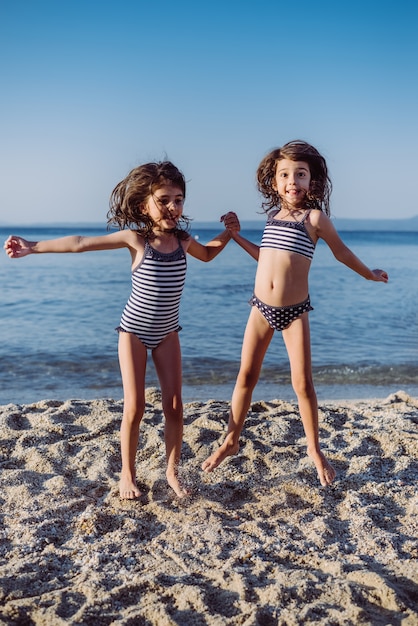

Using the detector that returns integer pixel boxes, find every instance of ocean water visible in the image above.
[1,224,417,405]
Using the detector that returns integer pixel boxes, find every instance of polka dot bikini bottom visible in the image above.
[249,294,313,331]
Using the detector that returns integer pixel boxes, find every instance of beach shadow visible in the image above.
[179,440,196,462]
[240,431,274,456]
[345,438,397,483]
[397,458,418,484]
[156,572,242,622]
[253,606,281,625]
[344,563,418,624]
[195,427,224,447]
[4,411,32,431]
[122,617,157,626]
[142,411,164,427]
[0,504,13,570]
[197,468,258,510]
[55,591,87,620]
[1,469,59,497]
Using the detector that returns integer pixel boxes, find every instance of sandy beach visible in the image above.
[0,388,417,625]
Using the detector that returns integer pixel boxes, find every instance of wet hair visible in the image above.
[256,140,332,216]
[107,161,190,238]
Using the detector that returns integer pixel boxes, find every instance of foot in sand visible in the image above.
[201,435,240,473]
[119,475,141,500]
[166,472,189,499]
[308,450,336,486]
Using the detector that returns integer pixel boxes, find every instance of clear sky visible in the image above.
[1,0,417,224]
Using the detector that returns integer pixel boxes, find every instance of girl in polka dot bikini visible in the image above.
[202,140,388,487]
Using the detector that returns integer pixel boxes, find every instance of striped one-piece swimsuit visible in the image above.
[117,240,187,349]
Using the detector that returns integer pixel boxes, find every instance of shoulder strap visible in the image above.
[299,210,311,224]
[267,209,280,222]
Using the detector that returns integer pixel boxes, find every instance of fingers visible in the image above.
[3,236,26,258]
[220,211,240,231]
[372,269,389,283]
[3,236,15,257]
[220,211,237,222]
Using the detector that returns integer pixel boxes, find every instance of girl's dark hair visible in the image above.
[107,161,190,238]
[256,140,332,215]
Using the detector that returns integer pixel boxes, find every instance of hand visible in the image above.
[220,211,240,233]
[371,269,389,283]
[3,235,33,258]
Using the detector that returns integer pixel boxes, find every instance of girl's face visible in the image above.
[144,182,185,231]
[274,159,311,208]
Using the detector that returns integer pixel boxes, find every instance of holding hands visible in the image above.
[220,211,240,234]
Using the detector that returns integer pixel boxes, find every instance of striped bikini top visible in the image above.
[260,209,316,260]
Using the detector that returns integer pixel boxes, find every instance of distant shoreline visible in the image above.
[1,216,418,232]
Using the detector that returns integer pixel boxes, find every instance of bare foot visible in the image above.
[201,436,240,473]
[119,475,141,500]
[308,450,336,486]
[166,472,189,499]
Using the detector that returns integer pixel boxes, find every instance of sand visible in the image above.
[0,388,417,625]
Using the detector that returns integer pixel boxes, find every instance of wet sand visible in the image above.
[1,388,417,625]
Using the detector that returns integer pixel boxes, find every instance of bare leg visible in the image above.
[202,308,274,472]
[282,314,336,486]
[153,332,188,498]
[118,332,147,499]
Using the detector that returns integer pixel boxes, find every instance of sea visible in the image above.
[1,223,417,405]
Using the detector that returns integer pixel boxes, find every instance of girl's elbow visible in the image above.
[194,251,213,263]
[334,250,351,265]
[74,236,91,252]
[205,251,219,262]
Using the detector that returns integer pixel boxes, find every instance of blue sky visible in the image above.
[1,0,417,224]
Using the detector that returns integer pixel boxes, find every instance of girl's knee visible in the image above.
[162,395,183,422]
[122,399,145,425]
[237,368,259,391]
[292,377,316,399]
[163,405,183,424]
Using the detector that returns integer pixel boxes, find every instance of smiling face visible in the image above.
[144,182,185,231]
[274,159,311,208]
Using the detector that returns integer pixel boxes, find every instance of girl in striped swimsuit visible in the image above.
[202,141,388,487]
[4,161,238,500]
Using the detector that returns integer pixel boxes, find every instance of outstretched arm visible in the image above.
[314,214,388,282]
[4,230,140,259]
[4,235,96,257]
[333,246,388,282]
